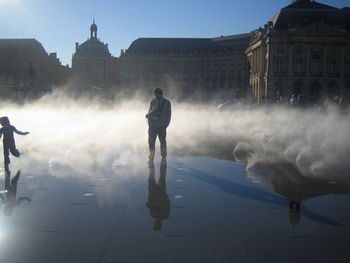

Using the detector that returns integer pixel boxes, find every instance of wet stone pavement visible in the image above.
[1,156,350,263]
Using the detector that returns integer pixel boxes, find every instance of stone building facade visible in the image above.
[119,34,251,101]
[71,21,118,96]
[0,39,69,100]
[246,0,350,105]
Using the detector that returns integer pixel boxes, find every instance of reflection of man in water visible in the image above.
[248,162,350,228]
[0,170,31,216]
[289,201,301,227]
[146,160,170,231]
[145,88,171,161]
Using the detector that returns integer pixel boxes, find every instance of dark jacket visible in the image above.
[147,98,171,128]
[0,125,27,144]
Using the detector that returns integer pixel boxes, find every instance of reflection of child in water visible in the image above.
[0,116,29,168]
[0,170,31,216]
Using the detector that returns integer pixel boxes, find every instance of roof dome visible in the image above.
[74,38,111,58]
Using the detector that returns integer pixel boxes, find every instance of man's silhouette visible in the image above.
[145,88,171,161]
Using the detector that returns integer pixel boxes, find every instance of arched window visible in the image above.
[310,54,321,75]
[275,81,284,102]
[327,82,340,98]
[309,82,322,104]
[344,47,350,75]
[210,71,215,81]
[327,46,339,75]
[345,82,350,103]
[274,57,286,73]
[277,43,285,54]
[228,71,234,80]
[293,57,305,75]
[345,58,350,75]
[294,43,304,55]
[328,46,337,56]
[311,44,321,53]
[293,81,303,102]
[205,71,210,81]
[327,58,338,74]
[220,70,225,81]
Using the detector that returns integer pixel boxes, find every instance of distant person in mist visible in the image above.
[0,170,31,216]
[0,117,29,170]
[146,160,170,231]
[145,88,171,160]
[289,94,299,107]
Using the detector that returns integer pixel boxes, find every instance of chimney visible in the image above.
[49,52,57,59]
[75,42,79,52]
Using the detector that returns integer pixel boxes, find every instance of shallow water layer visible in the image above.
[1,155,350,263]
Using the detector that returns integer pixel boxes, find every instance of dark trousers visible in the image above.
[148,126,167,158]
[3,141,20,165]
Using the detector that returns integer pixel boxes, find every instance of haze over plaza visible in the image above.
[1,0,348,66]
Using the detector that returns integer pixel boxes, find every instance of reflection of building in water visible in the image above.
[0,39,69,101]
[146,161,170,231]
[246,0,350,105]
[119,34,251,101]
[71,21,119,96]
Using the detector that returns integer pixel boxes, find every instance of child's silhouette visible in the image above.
[0,116,29,170]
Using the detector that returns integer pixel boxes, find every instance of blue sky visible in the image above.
[0,0,348,66]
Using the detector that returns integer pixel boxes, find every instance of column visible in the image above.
[340,45,345,77]
[288,43,293,76]
[323,45,327,77]
[306,43,310,77]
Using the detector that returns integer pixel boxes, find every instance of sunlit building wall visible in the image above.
[246,0,350,105]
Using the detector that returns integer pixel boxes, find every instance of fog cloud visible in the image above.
[1,91,349,179]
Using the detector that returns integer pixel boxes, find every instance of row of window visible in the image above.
[121,60,244,70]
[122,70,244,81]
[122,76,243,83]
[273,81,347,103]
[273,56,350,75]
[275,43,349,56]
[127,46,246,56]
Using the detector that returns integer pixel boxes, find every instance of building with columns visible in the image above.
[246,0,350,105]
[71,21,118,96]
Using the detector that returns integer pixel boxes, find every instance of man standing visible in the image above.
[146,88,171,161]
